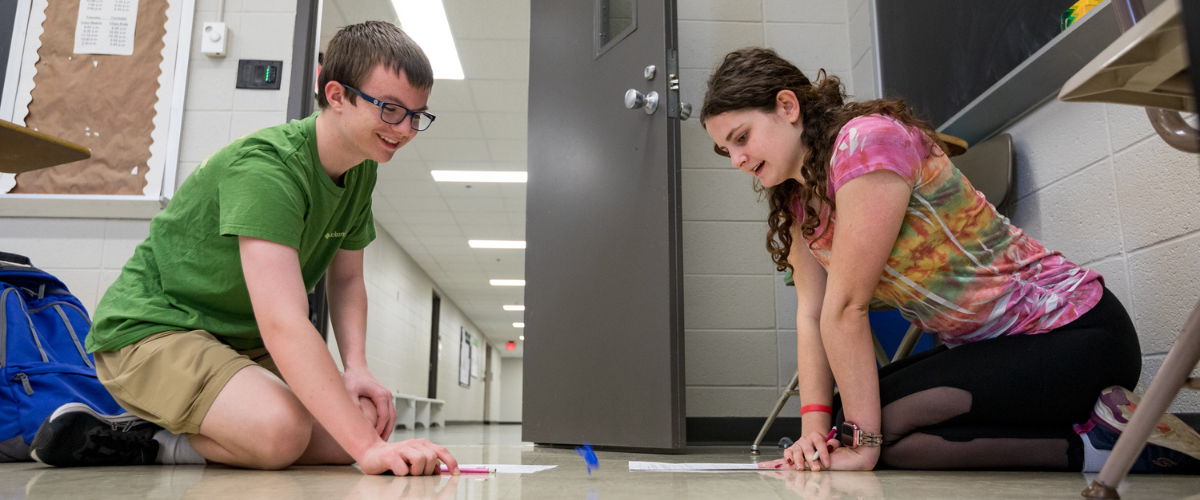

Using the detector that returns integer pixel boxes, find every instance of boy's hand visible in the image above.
[344,368,397,440]
[358,439,460,476]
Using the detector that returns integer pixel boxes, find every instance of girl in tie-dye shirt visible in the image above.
[812,113,1103,346]
[700,48,1200,475]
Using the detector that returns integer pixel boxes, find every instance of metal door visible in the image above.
[523,0,688,450]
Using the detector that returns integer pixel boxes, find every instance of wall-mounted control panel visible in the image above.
[236,60,283,90]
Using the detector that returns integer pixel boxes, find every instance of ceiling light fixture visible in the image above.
[503,305,525,311]
[469,240,526,249]
[490,279,525,286]
[391,0,465,79]
[431,171,527,183]
[514,322,525,328]
[519,335,525,340]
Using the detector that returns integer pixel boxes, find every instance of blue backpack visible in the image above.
[0,251,124,461]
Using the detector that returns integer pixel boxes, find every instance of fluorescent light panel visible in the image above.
[513,322,525,328]
[490,279,525,286]
[391,0,464,80]
[469,240,526,249]
[503,305,525,311]
[431,171,527,183]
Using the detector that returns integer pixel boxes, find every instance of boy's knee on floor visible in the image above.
[249,406,313,468]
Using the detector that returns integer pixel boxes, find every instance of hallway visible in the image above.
[3,424,1199,499]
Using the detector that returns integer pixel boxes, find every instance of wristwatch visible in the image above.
[839,421,882,448]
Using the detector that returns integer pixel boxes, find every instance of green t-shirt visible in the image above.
[87,114,377,352]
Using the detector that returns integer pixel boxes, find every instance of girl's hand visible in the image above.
[756,457,789,469]
[827,443,880,471]
[783,431,840,471]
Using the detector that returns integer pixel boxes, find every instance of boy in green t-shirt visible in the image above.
[29,21,460,476]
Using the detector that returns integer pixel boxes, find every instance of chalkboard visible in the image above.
[877,0,1076,127]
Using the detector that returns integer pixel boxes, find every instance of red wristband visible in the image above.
[800,404,833,415]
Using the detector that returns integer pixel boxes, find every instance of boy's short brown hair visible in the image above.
[317,21,434,109]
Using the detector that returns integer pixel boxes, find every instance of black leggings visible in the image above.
[833,287,1142,471]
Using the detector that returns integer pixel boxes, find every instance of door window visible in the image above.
[595,0,635,58]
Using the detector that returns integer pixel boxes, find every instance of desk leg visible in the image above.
[1084,297,1200,499]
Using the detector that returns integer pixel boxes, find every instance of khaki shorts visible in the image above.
[94,330,280,435]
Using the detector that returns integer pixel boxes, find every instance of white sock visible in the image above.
[153,430,207,465]
[1081,431,1111,473]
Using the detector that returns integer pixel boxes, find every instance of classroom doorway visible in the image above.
[483,343,493,423]
[428,292,441,399]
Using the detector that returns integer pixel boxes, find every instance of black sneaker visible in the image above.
[30,403,161,467]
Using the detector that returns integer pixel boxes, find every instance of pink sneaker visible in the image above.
[1091,386,1200,461]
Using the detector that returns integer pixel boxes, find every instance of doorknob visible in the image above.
[679,102,692,120]
[624,89,659,115]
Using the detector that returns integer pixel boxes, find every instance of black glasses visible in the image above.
[341,84,436,131]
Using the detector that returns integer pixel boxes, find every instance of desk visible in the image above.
[0,119,91,174]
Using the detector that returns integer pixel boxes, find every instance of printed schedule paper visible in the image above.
[629,461,763,472]
[74,0,139,55]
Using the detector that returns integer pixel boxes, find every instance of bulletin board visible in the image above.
[0,0,192,201]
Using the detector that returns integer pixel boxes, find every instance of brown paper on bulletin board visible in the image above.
[11,0,167,195]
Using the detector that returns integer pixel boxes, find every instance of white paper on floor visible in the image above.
[628,461,763,472]
[459,464,557,474]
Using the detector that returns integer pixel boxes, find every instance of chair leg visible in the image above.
[1083,297,1200,499]
[752,371,799,455]
[871,330,890,367]
[892,324,923,362]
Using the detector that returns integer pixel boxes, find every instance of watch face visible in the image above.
[839,422,855,447]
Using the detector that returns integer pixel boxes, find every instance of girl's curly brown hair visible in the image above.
[699,48,943,273]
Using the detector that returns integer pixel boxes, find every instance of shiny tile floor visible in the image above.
[3,424,1199,499]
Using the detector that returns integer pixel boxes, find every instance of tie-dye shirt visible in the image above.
[801,114,1103,346]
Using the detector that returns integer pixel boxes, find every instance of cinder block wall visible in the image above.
[1004,100,1200,412]
[174,0,298,190]
[678,0,860,419]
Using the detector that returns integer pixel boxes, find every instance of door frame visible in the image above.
[428,292,441,399]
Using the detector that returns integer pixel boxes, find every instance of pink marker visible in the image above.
[441,466,492,474]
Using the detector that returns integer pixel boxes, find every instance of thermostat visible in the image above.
[201,22,227,57]
[236,60,283,90]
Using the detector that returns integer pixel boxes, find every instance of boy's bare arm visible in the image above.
[239,236,457,474]
[328,248,398,438]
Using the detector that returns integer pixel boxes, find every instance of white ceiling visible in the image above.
[320,0,530,356]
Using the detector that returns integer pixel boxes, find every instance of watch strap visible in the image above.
[858,430,883,447]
